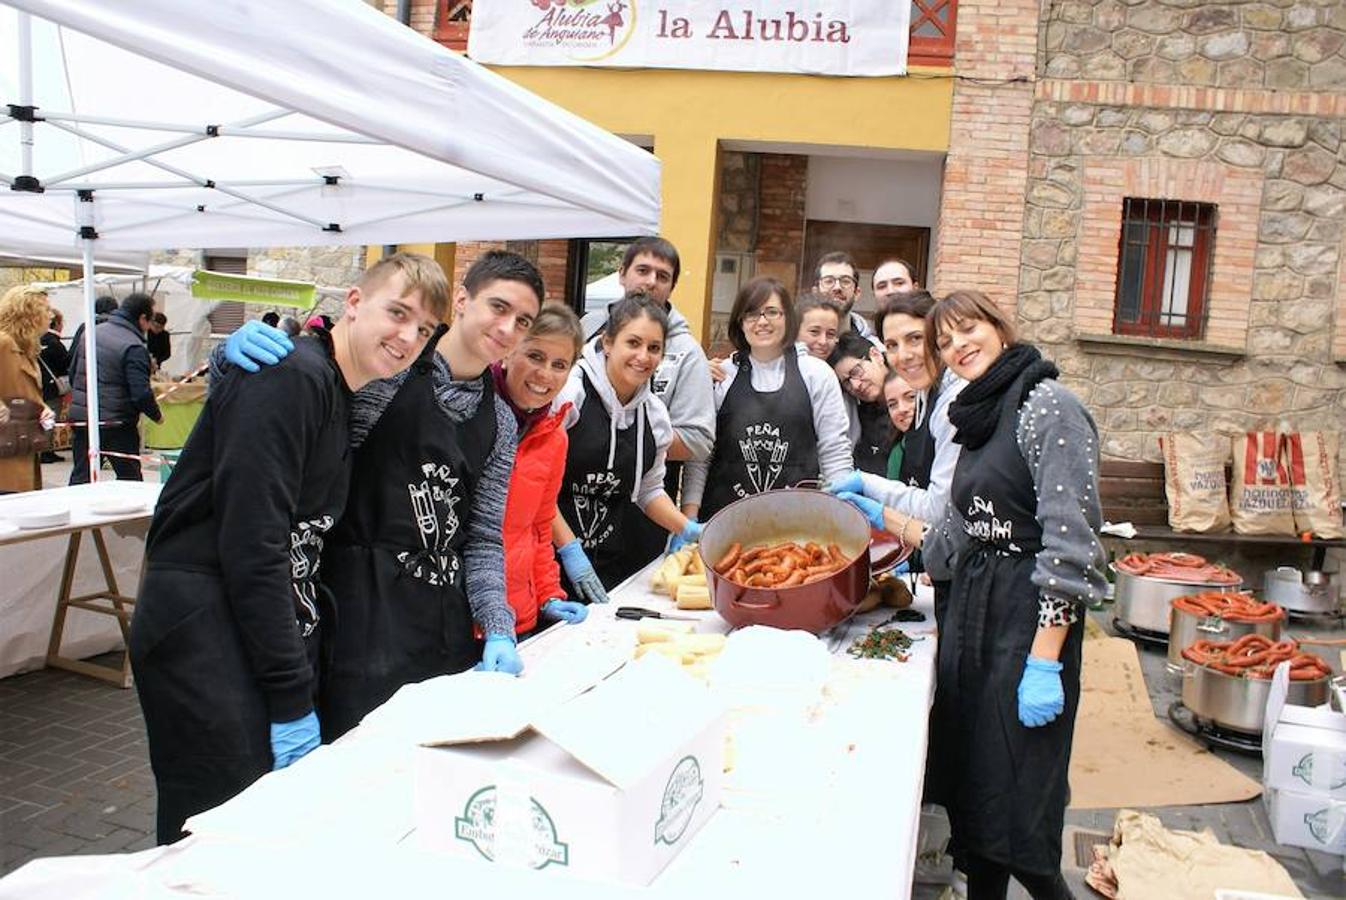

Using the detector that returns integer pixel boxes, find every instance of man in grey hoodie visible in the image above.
[580,237,715,558]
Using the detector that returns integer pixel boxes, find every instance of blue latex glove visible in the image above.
[477,634,524,675]
[270,710,320,771]
[837,491,886,531]
[890,559,911,576]
[541,598,588,624]
[1017,656,1065,727]
[668,519,703,554]
[557,539,609,605]
[825,470,864,496]
[225,319,293,373]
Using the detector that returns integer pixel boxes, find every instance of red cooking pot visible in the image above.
[697,488,910,634]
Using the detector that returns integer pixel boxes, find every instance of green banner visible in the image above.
[190,270,319,310]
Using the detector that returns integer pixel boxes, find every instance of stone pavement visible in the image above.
[0,652,157,875]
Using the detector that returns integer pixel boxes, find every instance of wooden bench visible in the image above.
[1098,460,1346,569]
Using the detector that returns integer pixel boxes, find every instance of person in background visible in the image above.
[827,331,895,475]
[872,257,920,306]
[0,285,56,493]
[147,312,171,370]
[578,236,714,569]
[278,315,302,338]
[224,251,539,740]
[130,253,445,846]
[680,278,851,521]
[495,304,592,635]
[795,292,844,362]
[67,293,163,483]
[814,250,873,337]
[884,368,919,481]
[555,293,700,591]
[844,290,1104,899]
[261,311,281,328]
[38,309,71,463]
[67,295,117,354]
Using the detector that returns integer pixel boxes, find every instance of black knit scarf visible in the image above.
[949,343,1058,451]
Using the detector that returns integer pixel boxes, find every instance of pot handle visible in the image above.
[733,593,782,610]
[791,478,823,490]
[871,541,912,575]
[1196,616,1230,635]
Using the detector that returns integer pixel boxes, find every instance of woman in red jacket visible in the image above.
[491,304,589,636]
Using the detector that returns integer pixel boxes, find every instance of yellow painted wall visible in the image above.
[490,67,953,342]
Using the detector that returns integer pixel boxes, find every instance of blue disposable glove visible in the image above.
[270,710,320,771]
[825,470,864,496]
[668,519,703,553]
[891,559,911,576]
[837,491,886,531]
[225,319,293,373]
[1017,655,1065,728]
[557,539,609,605]
[541,598,588,624]
[477,634,524,675]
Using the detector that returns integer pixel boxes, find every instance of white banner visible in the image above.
[467,1,910,77]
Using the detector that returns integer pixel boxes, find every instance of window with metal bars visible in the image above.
[1113,198,1216,340]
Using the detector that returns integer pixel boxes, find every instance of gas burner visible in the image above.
[1112,617,1169,649]
[1167,701,1264,755]
[1285,608,1344,625]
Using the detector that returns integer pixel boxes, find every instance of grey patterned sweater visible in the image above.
[211,346,517,638]
[934,378,1108,626]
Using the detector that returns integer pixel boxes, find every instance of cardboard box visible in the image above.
[413,655,723,885]
[1264,786,1346,855]
[1261,665,1346,801]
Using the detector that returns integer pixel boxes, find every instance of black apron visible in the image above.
[624,343,686,565]
[558,370,656,590]
[853,396,894,476]
[701,352,819,520]
[318,328,497,741]
[898,376,941,489]
[932,370,1084,876]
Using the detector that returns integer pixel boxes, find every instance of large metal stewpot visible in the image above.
[698,488,908,635]
[1113,567,1241,635]
[1166,600,1283,670]
[1181,663,1330,735]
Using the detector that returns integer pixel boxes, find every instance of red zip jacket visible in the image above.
[504,403,570,633]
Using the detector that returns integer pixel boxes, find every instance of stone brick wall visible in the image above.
[1021,2,1346,473]
[451,240,567,304]
[1043,0,1346,90]
[717,151,759,255]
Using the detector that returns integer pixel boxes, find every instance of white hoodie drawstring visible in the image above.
[632,403,645,503]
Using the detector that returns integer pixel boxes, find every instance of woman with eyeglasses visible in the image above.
[680,277,851,522]
[826,330,897,476]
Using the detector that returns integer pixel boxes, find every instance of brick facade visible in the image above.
[753,153,808,294]
[932,0,1039,309]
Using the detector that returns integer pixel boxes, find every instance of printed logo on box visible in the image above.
[655,755,704,845]
[455,785,570,869]
[1292,752,1346,791]
[1303,806,1346,846]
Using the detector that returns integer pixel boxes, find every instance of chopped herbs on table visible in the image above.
[847,626,920,661]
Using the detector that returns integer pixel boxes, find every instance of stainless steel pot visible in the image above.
[1166,601,1283,669]
[1265,566,1342,615]
[1113,567,1241,635]
[1182,663,1330,735]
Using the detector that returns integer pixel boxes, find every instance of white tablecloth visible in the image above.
[0,558,938,899]
[0,482,160,678]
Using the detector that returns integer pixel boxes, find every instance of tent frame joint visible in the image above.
[11,174,43,193]
[323,223,342,233]
[6,103,40,122]
[205,124,220,137]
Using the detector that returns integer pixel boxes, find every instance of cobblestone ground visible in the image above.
[1,614,1343,896]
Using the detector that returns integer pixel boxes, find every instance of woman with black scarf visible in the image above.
[835,290,1106,899]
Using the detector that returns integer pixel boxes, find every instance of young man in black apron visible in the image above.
[220,251,543,742]
[131,253,448,844]
[577,237,715,574]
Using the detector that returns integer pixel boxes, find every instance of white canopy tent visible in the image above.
[0,0,660,475]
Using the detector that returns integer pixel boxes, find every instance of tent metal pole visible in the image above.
[17,12,33,177]
[80,238,103,483]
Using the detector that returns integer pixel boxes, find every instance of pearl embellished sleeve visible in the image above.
[1015,379,1108,627]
